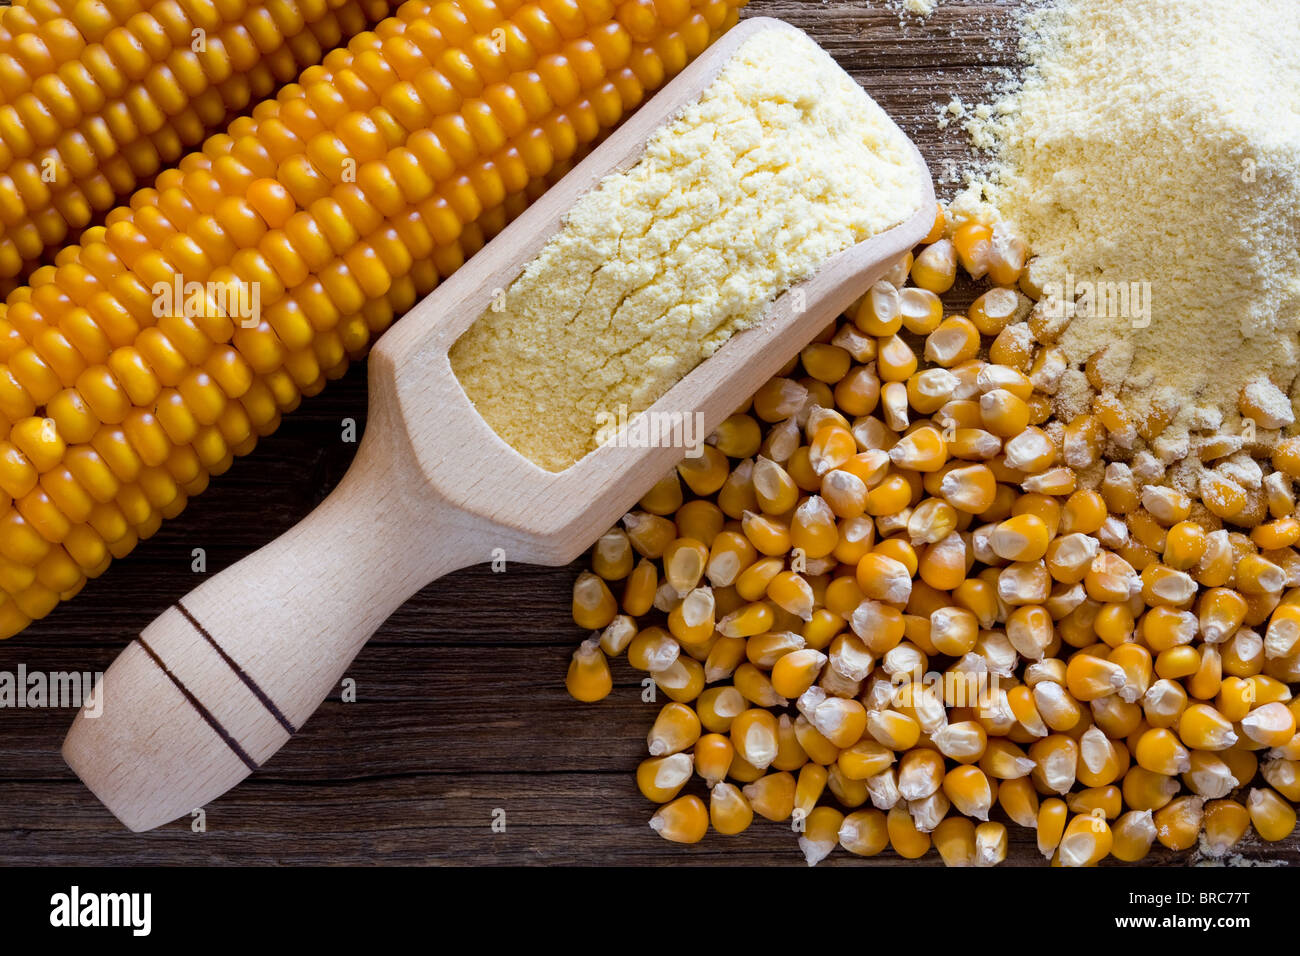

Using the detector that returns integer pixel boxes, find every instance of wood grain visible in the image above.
[1,0,1295,865]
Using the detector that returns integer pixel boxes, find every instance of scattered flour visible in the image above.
[879,0,941,20]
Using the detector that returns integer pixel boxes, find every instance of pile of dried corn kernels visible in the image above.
[565,205,1300,866]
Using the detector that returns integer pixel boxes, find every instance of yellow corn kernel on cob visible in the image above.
[0,0,747,637]
[0,0,405,285]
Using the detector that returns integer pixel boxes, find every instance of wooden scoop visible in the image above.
[62,15,935,832]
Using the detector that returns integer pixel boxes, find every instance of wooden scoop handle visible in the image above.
[62,420,472,832]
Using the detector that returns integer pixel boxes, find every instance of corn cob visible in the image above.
[0,0,399,287]
[0,0,747,637]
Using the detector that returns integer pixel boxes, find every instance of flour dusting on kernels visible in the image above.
[953,0,1300,450]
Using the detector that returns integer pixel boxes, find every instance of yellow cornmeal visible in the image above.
[451,28,926,471]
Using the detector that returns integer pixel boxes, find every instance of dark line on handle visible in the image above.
[135,637,258,772]
[175,600,298,735]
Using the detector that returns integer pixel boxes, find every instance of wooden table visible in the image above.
[1,0,1294,866]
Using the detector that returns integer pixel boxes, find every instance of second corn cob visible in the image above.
[0,0,403,286]
[0,0,748,637]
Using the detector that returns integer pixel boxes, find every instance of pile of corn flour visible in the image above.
[952,0,1300,483]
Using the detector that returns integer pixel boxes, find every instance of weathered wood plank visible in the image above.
[0,0,1295,866]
